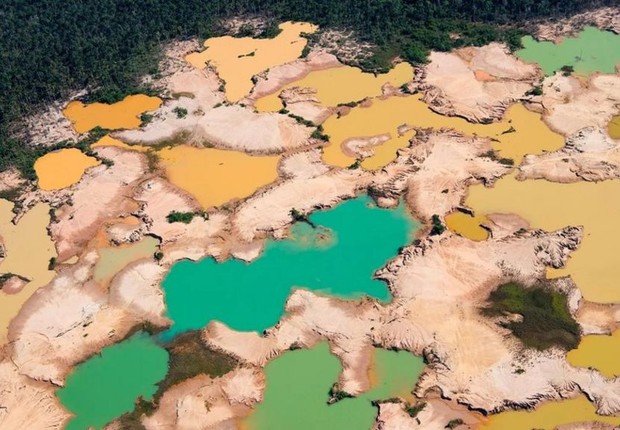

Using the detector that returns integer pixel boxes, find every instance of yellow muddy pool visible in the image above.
[34,148,99,190]
[94,236,159,285]
[321,97,562,170]
[254,62,413,112]
[63,94,162,133]
[91,135,149,152]
[186,22,317,102]
[567,330,620,378]
[480,395,620,429]
[444,211,489,241]
[609,115,620,139]
[0,200,56,342]
[466,175,620,303]
[158,145,280,208]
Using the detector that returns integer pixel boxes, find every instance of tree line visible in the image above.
[0,0,615,179]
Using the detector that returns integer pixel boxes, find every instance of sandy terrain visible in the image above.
[4,15,620,428]
[7,254,169,385]
[248,51,341,101]
[0,275,28,295]
[120,102,312,154]
[206,228,620,416]
[374,394,484,430]
[420,44,539,123]
[133,177,233,263]
[44,146,147,261]
[519,127,620,182]
[142,367,264,430]
[398,130,511,221]
[231,163,371,242]
[12,99,82,147]
[0,169,26,193]
[0,360,69,429]
[541,74,620,137]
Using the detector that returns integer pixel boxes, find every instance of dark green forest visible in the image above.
[1,0,617,179]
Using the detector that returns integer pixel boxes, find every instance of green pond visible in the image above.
[162,196,417,337]
[57,332,169,430]
[245,342,425,430]
[516,26,620,75]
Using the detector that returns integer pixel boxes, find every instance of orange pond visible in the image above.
[186,22,317,102]
[63,94,161,133]
[157,145,280,208]
[34,148,99,190]
[0,201,55,343]
[321,97,563,170]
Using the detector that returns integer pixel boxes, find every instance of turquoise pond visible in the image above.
[57,333,169,430]
[161,196,418,337]
[516,26,620,75]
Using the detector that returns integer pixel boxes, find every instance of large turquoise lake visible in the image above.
[162,196,417,337]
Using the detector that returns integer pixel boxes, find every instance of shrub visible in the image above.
[446,418,464,429]
[405,401,426,418]
[166,211,195,224]
[560,65,575,76]
[526,86,543,96]
[430,214,445,235]
[140,113,153,125]
[173,107,188,118]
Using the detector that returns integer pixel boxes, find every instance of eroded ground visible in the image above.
[2,10,620,430]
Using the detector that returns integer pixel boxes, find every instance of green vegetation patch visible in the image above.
[481,282,580,351]
[166,210,208,224]
[430,214,445,236]
[156,330,238,398]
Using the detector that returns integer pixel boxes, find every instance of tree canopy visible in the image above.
[0,0,614,178]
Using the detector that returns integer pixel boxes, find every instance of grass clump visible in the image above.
[481,282,580,351]
[173,106,188,118]
[446,418,464,429]
[526,86,543,96]
[166,211,195,224]
[140,113,153,125]
[166,210,208,224]
[430,214,445,236]
[405,401,426,418]
[560,65,575,76]
[311,125,329,141]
